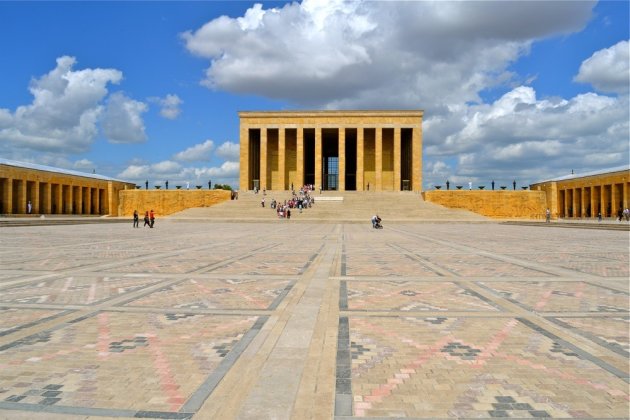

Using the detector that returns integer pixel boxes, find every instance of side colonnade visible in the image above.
[0,160,135,216]
[531,167,630,219]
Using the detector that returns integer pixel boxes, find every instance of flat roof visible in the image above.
[0,158,130,183]
[239,109,423,117]
[535,165,630,183]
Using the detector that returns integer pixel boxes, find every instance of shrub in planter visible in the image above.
[478,186,485,190]
[155,186,161,189]
[196,185,202,189]
[456,186,463,190]
[135,185,141,189]
[521,186,528,190]
[500,186,507,190]
[176,185,182,189]
[435,186,442,190]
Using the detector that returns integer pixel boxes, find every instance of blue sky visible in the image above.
[0,1,628,189]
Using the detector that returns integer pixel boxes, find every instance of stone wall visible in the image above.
[119,190,231,217]
[423,190,548,219]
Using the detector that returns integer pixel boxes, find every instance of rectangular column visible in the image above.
[563,190,569,218]
[600,184,606,217]
[339,128,346,191]
[85,187,92,214]
[624,181,629,210]
[239,125,249,191]
[18,180,26,214]
[590,187,596,219]
[580,187,586,217]
[2,178,13,215]
[375,127,383,191]
[394,127,401,191]
[611,183,617,216]
[32,181,40,213]
[296,127,304,188]
[412,125,422,192]
[356,128,364,191]
[260,128,268,191]
[315,127,322,191]
[278,128,286,190]
[94,188,101,215]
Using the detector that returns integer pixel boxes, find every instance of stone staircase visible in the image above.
[167,190,489,223]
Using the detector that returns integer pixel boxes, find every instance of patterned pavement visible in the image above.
[0,221,627,419]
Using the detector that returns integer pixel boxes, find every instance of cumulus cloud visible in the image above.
[117,159,239,187]
[574,40,629,94]
[182,0,593,109]
[149,94,183,119]
[215,141,240,161]
[423,86,629,186]
[173,139,214,162]
[0,56,122,153]
[101,92,148,143]
[73,158,95,170]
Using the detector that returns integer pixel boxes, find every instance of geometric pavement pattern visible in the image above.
[0,220,627,419]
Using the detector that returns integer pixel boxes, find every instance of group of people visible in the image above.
[260,187,316,219]
[133,209,155,228]
[618,208,630,222]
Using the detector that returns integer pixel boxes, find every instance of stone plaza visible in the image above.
[0,220,628,419]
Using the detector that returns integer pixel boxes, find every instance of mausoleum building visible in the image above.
[239,110,423,192]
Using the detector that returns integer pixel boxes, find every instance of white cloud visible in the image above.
[150,94,183,119]
[173,139,214,162]
[423,86,629,186]
[151,160,181,174]
[0,56,122,153]
[117,160,240,188]
[102,92,148,143]
[183,0,593,109]
[574,40,630,94]
[73,158,95,170]
[215,141,240,161]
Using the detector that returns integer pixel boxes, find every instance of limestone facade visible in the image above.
[119,190,231,217]
[239,110,423,192]
[0,159,135,216]
[530,166,630,219]
[423,190,548,219]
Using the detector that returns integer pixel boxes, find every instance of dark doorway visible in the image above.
[345,129,357,191]
[322,129,339,191]
[248,129,260,190]
[401,128,413,190]
[304,129,315,186]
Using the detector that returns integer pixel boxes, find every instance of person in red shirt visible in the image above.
[149,210,155,228]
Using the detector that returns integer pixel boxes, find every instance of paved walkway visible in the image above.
[0,221,627,419]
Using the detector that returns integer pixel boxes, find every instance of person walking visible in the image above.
[27,201,32,214]
[149,210,155,228]
[133,210,139,228]
[545,208,550,223]
[143,211,150,227]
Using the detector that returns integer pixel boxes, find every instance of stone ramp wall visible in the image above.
[119,190,231,217]
[423,190,547,219]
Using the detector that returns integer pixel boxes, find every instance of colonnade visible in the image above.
[239,111,423,192]
[558,181,629,218]
[0,160,135,216]
[0,177,108,215]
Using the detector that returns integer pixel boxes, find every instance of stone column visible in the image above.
[76,186,83,215]
[18,179,26,214]
[412,125,422,192]
[563,189,569,218]
[65,184,73,214]
[610,183,619,217]
[600,184,606,217]
[590,186,596,219]
[375,127,383,191]
[42,183,51,214]
[94,188,100,215]
[260,128,268,191]
[3,178,13,215]
[338,128,346,191]
[85,187,92,215]
[623,181,628,210]
[32,181,40,214]
[239,125,249,191]
[297,127,304,188]
[394,127,401,192]
[357,127,364,191]
[315,127,322,191]
[278,128,286,190]
[580,187,588,218]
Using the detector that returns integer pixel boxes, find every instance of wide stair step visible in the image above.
[168,191,489,222]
